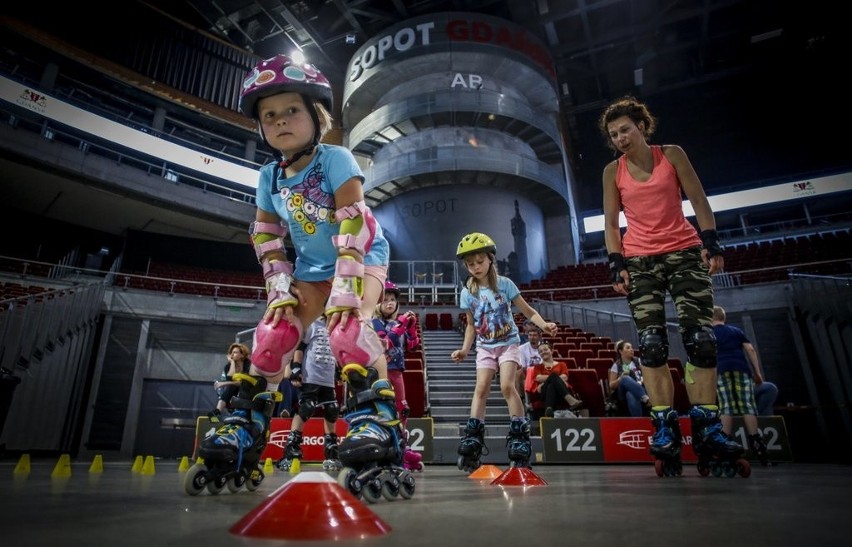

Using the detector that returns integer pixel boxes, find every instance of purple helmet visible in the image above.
[384,280,401,297]
[239,54,333,119]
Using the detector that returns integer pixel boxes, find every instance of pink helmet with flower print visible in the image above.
[239,54,333,119]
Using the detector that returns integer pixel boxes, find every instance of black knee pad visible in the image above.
[323,402,339,423]
[639,326,669,368]
[683,326,716,368]
[297,398,317,422]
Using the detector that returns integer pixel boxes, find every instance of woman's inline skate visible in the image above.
[689,405,751,478]
[650,407,683,477]
[457,417,488,472]
[185,373,281,495]
[336,364,415,503]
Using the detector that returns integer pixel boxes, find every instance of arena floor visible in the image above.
[3,458,849,547]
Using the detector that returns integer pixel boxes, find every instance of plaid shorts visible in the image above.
[716,370,757,416]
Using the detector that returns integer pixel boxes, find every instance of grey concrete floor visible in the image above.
[2,458,850,547]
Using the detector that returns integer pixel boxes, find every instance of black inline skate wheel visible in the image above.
[697,461,711,477]
[337,467,362,498]
[381,476,401,501]
[457,455,479,472]
[227,472,246,493]
[183,463,208,495]
[736,459,752,478]
[245,469,263,491]
[398,470,415,499]
[206,475,227,495]
[711,462,724,477]
[361,477,383,504]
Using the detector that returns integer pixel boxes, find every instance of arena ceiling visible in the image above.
[152,0,843,208]
[2,1,845,245]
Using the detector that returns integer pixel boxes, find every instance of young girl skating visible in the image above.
[451,232,557,471]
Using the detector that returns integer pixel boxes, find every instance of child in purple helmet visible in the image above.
[373,280,423,470]
[201,56,409,497]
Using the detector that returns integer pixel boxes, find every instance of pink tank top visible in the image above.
[616,145,701,257]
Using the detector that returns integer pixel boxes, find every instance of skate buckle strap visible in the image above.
[254,238,285,260]
[249,221,286,237]
[250,221,287,261]
[325,256,364,313]
[265,265,298,309]
[262,259,293,279]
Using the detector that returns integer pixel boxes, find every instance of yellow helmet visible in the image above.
[456,232,497,258]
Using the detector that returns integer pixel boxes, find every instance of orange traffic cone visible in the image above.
[229,472,391,540]
[468,464,503,480]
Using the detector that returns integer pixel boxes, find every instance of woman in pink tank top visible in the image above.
[597,96,745,477]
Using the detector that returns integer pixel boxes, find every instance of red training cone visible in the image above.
[229,471,392,540]
[490,466,548,486]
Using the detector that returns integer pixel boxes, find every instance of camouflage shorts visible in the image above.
[625,247,713,334]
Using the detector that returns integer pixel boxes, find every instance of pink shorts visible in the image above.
[475,344,523,371]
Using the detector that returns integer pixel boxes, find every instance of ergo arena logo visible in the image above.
[269,430,328,449]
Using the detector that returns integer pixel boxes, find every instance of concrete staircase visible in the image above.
[421,330,512,436]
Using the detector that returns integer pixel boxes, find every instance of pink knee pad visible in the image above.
[251,317,303,376]
[328,315,383,368]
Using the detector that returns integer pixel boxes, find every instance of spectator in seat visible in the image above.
[210,343,251,419]
[517,322,543,412]
[527,342,583,417]
[754,380,779,417]
[607,340,650,417]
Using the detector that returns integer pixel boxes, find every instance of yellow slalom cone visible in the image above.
[141,455,156,475]
[14,454,31,475]
[131,455,143,473]
[196,457,204,465]
[178,456,190,472]
[263,457,275,475]
[289,458,301,475]
[51,454,72,478]
[89,454,104,474]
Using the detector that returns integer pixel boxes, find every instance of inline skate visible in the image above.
[650,407,683,477]
[275,430,303,472]
[185,374,281,495]
[748,432,771,467]
[403,433,424,472]
[457,417,488,472]
[506,417,532,468]
[689,405,751,478]
[336,364,415,503]
[322,432,342,472]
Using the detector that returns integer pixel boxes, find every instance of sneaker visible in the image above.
[641,395,651,406]
[545,407,555,417]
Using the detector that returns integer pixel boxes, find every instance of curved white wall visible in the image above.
[373,185,546,282]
